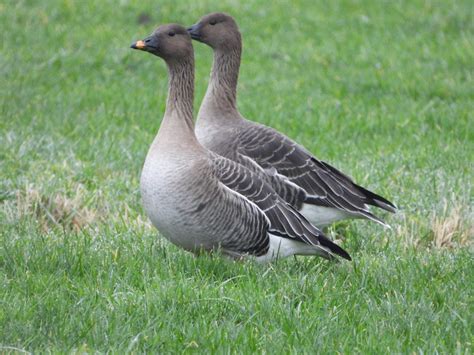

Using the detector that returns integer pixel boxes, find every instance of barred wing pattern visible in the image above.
[237,123,396,225]
[211,153,351,260]
[236,154,307,209]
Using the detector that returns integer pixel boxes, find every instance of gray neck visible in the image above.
[200,44,241,116]
[157,57,199,147]
[165,58,194,124]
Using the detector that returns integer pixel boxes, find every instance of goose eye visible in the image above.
[209,20,217,26]
[168,32,175,37]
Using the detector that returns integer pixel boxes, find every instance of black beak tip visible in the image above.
[189,33,201,41]
[130,43,137,49]
[187,24,201,41]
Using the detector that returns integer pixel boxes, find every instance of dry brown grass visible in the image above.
[10,185,99,231]
[431,205,473,249]
[2,184,154,233]
[388,202,473,251]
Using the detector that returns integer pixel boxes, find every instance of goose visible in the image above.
[187,13,397,228]
[130,24,351,262]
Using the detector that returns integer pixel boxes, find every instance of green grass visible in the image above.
[1,0,473,352]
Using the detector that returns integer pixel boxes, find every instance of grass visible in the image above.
[1,0,473,352]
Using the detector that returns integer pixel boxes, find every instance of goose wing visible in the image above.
[211,153,351,260]
[237,123,396,224]
[236,153,308,210]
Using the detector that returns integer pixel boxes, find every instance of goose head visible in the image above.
[131,24,193,62]
[187,12,241,50]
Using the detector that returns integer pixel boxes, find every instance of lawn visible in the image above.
[1,0,473,352]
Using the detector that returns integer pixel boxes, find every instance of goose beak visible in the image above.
[130,40,146,49]
[131,35,159,54]
[187,24,202,41]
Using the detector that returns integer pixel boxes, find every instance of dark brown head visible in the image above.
[131,24,193,62]
[187,13,241,50]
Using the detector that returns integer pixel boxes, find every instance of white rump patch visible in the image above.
[255,233,329,263]
[300,204,354,228]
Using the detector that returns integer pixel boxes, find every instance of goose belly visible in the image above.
[140,159,215,252]
[141,183,216,252]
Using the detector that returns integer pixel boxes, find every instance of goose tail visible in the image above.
[318,235,352,261]
[357,185,397,213]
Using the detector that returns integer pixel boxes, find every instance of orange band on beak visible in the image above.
[135,40,146,49]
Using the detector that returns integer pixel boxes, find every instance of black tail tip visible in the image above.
[358,186,397,213]
[319,236,352,261]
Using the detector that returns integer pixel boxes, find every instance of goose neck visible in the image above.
[155,57,200,149]
[165,58,195,121]
[202,44,241,115]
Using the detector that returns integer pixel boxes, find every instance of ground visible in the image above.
[1,0,473,353]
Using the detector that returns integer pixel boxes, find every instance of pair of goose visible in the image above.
[131,13,396,262]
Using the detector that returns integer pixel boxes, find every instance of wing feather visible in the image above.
[238,123,396,220]
[211,153,351,260]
